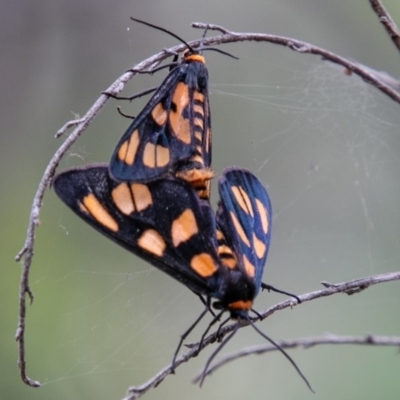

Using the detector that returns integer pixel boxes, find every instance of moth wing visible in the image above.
[216,167,272,293]
[54,164,221,295]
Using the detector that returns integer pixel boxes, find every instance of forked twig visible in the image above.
[191,22,400,104]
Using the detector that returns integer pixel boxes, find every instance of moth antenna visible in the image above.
[171,296,213,372]
[197,24,238,59]
[131,18,196,53]
[248,318,315,393]
[201,47,239,59]
[131,18,238,59]
[261,282,302,303]
[198,322,240,387]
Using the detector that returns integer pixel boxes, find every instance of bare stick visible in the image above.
[370,0,400,53]
[14,43,191,388]
[56,117,86,138]
[191,22,400,104]
[123,271,400,400]
[193,334,400,382]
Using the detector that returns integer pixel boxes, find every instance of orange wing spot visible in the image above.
[151,103,167,126]
[137,229,166,257]
[130,183,153,212]
[190,155,205,165]
[218,246,237,270]
[112,183,152,215]
[230,211,250,247]
[216,230,225,240]
[221,257,237,269]
[228,300,252,311]
[143,143,170,168]
[143,143,156,167]
[194,117,204,130]
[83,194,118,232]
[112,183,134,215]
[193,104,204,116]
[170,82,191,144]
[156,145,170,167]
[171,209,198,247]
[175,117,191,144]
[255,198,269,234]
[253,233,266,258]
[78,201,89,214]
[242,254,255,278]
[205,128,211,154]
[194,131,202,141]
[118,129,140,165]
[190,253,217,277]
[218,244,235,256]
[172,82,189,106]
[232,186,254,216]
[118,140,128,162]
[186,54,205,64]
[194,91,205,102]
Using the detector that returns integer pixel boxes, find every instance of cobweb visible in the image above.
[40,46,400,400]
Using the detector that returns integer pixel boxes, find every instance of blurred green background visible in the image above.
[2,1,400,399]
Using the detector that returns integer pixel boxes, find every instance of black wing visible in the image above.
[216,167,272,295]
[54,164,221,295]
[109,55,212,200]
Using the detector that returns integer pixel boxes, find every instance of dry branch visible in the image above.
[193,334,400,383]
[123,272,400,399]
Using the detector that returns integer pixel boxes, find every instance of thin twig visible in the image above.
[192,22,400,104]
[123,271,400,400]
[370,0,400,53]
[193,334,400,382]
[56,117,85,138]
[15,21,400,387]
